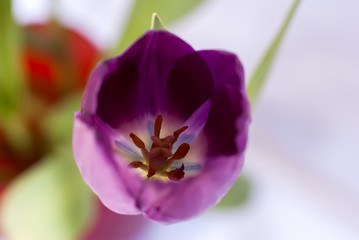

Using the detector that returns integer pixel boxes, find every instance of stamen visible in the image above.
[162,143,190,170]
[167,164,185,181]
[154,115,163,137]
[128,115,192,181]
[130,133,149,163]
[129,161,148,171]
[172,126,188,143]
[147,165,156,178]
[130,133,145,149]
[129,161,144,168]
[172,143,190,160]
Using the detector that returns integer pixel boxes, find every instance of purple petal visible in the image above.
[73,112,142,215]
[199,50,245,88]
[83,30,195,128]
[136,154,244,224]
[199,50,251,156]
[174,100,211,148]
[166,52,214,120]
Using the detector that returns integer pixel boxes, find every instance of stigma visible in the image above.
[128,115,190,181]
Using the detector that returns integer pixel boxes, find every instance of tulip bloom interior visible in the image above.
[73,30,250,224]
[128,114,192,181]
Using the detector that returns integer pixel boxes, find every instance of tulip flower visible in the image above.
[73,29,250,224]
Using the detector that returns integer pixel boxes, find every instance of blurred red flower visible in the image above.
[21,22,101,102]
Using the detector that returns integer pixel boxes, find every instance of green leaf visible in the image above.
[0,147,95,240]
[215,176,250,209]
[0,0,22,116]
[247,0,301,105]
[112,0,205,54]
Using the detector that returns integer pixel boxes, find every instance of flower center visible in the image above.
[128,115,190,181]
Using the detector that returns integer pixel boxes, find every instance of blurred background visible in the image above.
[1,0,358,239]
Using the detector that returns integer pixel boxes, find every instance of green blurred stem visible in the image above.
[0,0,32,156]
[0,0,22,115]
[247,0,301,105]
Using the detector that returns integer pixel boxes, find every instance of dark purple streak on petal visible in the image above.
[199,50,245,88]
[93,31,195,128]
[96,59,140,128]
[199,50,250,156]
[167,52,214,120]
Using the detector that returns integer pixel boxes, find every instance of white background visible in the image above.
[13,0,359,239]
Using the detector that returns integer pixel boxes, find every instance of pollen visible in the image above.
[129,115,190,181]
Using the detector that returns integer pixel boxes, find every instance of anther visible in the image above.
[130,133,145,149]
[130,133,149,163]
[154,115,163,137]
[129,161,147,171]
[172,126,188,143]
[172,143,190,160]
[167,164,185,181]
[147,165,156,178]
[163,143,190,170]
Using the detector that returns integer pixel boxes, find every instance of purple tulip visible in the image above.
[73,30,250,224]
